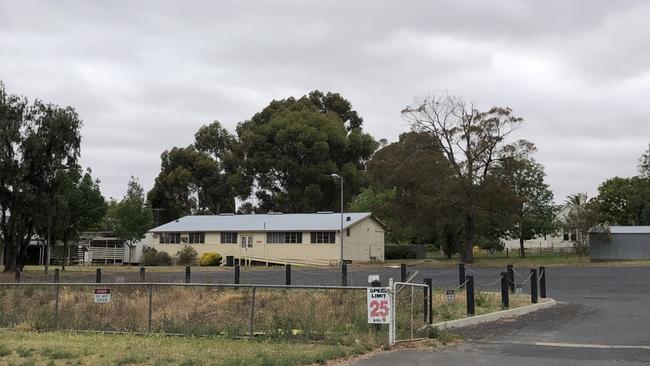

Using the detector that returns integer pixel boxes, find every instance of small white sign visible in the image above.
[515,284,523,294]
[367,287,391,324]
[446,289,455,304]
[368,275,380,283]
[94,288,111,303]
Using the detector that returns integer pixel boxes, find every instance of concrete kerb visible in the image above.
[429,298,558,330]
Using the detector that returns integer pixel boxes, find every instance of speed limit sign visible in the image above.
[367,287,391,324]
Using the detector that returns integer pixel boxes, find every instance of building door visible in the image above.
[240,235,253,248]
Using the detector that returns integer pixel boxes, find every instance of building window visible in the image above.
[220,232,238,244]
[570,233,577,241]
[311,231,336,244]
[189,232,205,244]
[160,232,181,244]
[346,228,350,237]
[563,233,569,241]
[267,232,303,244]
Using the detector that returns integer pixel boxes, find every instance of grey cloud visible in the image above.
[1,0,649,202]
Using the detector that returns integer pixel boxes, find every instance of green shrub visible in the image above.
[140,247,173,266]
[175,245,198,265]
[199,252,222,266]
[385,246,417,260]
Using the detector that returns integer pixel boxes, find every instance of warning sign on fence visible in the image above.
[367,287,391,324]
[516,284,523,294]
[94,288,111,303]
[446,289,455,304]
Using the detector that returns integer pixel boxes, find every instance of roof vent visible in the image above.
[317,211,334,214]
[346,216,351,221]
[218,213,235,216]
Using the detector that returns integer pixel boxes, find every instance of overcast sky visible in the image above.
[1,1,649,203]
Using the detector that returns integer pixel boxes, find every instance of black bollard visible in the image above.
[400,263,407,282]
[458,263,466,289]
[285,264,291,286]
[185,266,191,284]
[54,269,60,283]
[341,262,348,286]
[466,276,475,316]
[424,278,433,324]
[539,266,547,298]
[500,271,509,309]
[234,264,240,284]
[96,268,102,283]
[530,269,538,304]
[507,264,515,293]
[14,270,20,283]
[140,267,146,282]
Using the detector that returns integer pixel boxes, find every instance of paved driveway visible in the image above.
[353,266,650,365]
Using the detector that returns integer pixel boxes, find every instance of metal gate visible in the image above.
[389,281,429,345]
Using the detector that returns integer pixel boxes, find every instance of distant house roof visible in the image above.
[607,226,650,234]
[149,212,374,233]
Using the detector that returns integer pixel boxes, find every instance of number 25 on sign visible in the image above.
[367,288,391,324]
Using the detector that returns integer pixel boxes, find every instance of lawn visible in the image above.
[0,330,370,366]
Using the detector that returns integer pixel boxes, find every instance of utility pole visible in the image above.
[331,174,344,265]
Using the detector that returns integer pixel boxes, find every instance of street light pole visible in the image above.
[331,174,344,265]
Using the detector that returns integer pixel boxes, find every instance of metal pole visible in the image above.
[147,284,153,333]
[424,278,433,324]
[410,285,414,340]
[340,177,344,265]
[249,287,256,337]
[54,282,60,329]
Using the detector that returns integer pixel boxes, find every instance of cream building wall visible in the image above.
[151,216,384,265]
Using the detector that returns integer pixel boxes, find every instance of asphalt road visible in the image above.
[353,266,650,365]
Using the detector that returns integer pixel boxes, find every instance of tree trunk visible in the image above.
[519,237,526,258]
[62,240,68,271]
[3,241,17,272]
[462,213,475,263]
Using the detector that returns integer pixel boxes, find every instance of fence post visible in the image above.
[147,284,153,333]
[285,264,291,286]
[54,269,60,283]
[185,266,191,283]
[500,271,509,309]
[95,268,101,283]
[341,262,348,286]
[424,278,433,324]
[54,281,60,329]
[466,275,475,316]
[234,264,240,284]
[539,266,547,298]
[507,264,515,293]
[458,263,465,289]
[14,270,20,283]
[249,287,256,337]
[140,267,146,282]
[530,269,538,304]
[400,263,407,282]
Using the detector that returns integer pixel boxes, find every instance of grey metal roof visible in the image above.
[149,212,374,233]
[608,226,650,234]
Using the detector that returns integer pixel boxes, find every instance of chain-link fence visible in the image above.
[0,283,382,343]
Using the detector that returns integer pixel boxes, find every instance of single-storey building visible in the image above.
[148,212,385,266]
[590,226,650,260]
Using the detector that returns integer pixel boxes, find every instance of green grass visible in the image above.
[0,330,370,366]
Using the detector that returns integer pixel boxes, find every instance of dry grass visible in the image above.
[0,329,370,366]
